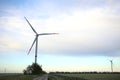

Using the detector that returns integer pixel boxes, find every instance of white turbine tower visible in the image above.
[110,60,113,72]
[25,17,58,64]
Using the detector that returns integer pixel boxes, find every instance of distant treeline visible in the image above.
[49,71,120,74]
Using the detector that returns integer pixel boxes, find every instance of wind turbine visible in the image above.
[109,60,113,72]
[25,17,58,64]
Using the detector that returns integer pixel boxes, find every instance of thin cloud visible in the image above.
[0,0,120,57]
[37,8,120,57]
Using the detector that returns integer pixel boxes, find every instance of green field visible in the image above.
[1,73,120,80]
[0,73,40,80]
[48,74,120,80]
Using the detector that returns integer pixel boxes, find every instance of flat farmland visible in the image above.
[1,73,120,80]
[49,73,120,80]
[0,73,39,80]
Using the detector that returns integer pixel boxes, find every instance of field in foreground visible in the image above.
[48,73,120,80]
[0,73,120,80]
[0,73,40,80]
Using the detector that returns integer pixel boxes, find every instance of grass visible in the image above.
[1,73,120,80]
[0,73,40,80]
[48,75,60,80]
[49,73,120,80]
[49,74,87,80]
[63,74,120,80]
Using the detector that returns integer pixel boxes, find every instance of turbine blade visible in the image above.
[27,37,37,55]
[24,17,38,34]
[38,33,59,35]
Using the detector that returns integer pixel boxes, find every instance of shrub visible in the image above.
[23,63,46,75]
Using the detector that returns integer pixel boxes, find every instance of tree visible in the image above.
[31,63,42,75]
[23,63,46,75]
[27,65,32,75]
[23,69,27,75]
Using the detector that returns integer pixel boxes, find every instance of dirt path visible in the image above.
[33,74,48,80]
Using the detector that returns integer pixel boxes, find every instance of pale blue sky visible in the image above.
[0,0,120,73]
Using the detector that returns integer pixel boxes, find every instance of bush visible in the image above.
[23,63,46,75]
